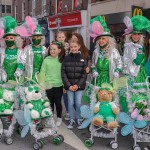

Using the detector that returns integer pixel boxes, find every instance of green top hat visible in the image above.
[3,16,17,38]
[32,24,43,36]
[131,15,150,34]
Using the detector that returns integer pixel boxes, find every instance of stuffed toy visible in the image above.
[131,94,150,121]
[25,85,52,120]
[92,83,119,129]
[0,88,15,115]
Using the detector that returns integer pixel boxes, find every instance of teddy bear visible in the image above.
[25,85,52,120]
[131,94,150,121]
[92,83,119,129]
[0,88,15,115]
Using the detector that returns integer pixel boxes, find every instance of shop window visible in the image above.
[6,5,11,13]
[2,5,5,13]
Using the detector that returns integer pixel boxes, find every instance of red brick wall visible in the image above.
[12,0,88,23]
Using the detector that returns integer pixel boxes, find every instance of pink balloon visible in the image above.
[0,28,4,38]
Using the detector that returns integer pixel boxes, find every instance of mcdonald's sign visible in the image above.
[132,6,143,16]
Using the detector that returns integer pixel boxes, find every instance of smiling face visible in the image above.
[131,33,141,42]
[98,36,109,48]
[49,44,61,58]
[56,33,66,44]
[69,42,80,54]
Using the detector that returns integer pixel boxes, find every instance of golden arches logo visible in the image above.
[133,8,143,16]
[102,16,106,22]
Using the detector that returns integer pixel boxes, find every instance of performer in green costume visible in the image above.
[123,15,150,84]
[0,16,23,83]
[121,15,150,112]
[15,16,47,82]
[89,16,122,86]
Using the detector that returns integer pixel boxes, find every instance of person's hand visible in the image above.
[93,71,98,78]
[14,69,23,77]
[72,85,78,91]
[113,72,119,78]
[86,67,90,74]
[63,88,67,93]
[69,86,74,91]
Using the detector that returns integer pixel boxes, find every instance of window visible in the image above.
[57,0,62,13]
[22,2,25,21]
[42,0,46,16]
[74,0,81,10]
[2,5,5,13]
[32,0,35,16]
[6,5,11,13]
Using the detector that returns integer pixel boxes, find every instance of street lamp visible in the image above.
[56,18,61,32]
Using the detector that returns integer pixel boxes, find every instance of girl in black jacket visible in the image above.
[61,39,87,129]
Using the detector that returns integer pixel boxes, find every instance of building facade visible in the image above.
[0,0,12,17]
[48,0,88,45]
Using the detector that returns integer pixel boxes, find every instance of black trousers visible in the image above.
[46,86,63,118]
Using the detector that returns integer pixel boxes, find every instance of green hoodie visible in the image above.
[38,56,63,88]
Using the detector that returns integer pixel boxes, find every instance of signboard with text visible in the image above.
[48,11,82,29]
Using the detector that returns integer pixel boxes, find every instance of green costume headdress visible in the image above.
[99,83,115,93]
[89,16,112,42]
[32,24,43,36]
[15,16,42,37]
[123,15,150,35]
[3,16,17,37]
[0,16,17,38]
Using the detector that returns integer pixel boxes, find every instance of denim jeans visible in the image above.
[67,90,82,120]
[63,93,76,112]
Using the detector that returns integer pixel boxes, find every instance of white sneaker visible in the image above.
[65,113,70,121]
[67,119,76,129]
[56,118,62,127]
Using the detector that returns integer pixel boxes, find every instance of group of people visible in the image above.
[0,14,150,131]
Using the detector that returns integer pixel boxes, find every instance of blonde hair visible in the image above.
[125,34,144,46]
[96,36,116,59]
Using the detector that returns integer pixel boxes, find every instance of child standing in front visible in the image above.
[61,39,87,129]
[56,31,70,121]
[38,41,64,127]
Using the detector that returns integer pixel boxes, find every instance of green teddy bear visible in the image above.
[25,85,52,120]
[92,83,119,129]
[0,88,15,115]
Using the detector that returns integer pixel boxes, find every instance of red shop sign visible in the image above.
[48,11,82,29]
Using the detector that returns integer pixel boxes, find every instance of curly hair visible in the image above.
[95,36,116,59]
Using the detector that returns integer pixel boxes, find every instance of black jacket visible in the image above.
[61,52,87,90]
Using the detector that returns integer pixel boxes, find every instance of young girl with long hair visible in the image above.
[38,41,64,126]
[61,39,87,129]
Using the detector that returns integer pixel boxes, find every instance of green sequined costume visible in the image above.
[3,47,18,81]
[96,57,110,86]
[32,45,43,81]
